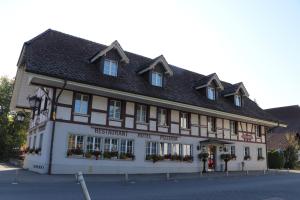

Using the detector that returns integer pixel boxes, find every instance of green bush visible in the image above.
[284,145,298,169]
[268,151,284,169]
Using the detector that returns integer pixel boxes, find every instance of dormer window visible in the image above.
[207,87,216,100]
[151,72,162,87]
[104,59,118,77]
[234,95,242,107]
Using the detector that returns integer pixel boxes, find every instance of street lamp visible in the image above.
[16,112,25,122]
[28,95,41,111]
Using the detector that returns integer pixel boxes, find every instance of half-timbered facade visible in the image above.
[10,29,285,174]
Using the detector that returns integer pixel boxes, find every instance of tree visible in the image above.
[283,133,299,169]
[0,76,29,161]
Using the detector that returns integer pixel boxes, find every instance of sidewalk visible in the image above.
[0,163,295,184]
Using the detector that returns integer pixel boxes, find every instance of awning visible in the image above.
[200,139,233,145]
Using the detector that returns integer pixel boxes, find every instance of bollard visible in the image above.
[75,173,80,184]
[226,171,229,177]
[125,173,129,182]
[263,169,266,175]
[77,172,91,200]
[200,170,203,177]
[288,168,290,173]
[246,170,249,176]
[12,169,19,185]
[166,172,170,181]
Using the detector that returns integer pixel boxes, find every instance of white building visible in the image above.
[10,29,285,174]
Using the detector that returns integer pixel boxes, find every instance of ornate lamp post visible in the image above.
[28,95,41,111]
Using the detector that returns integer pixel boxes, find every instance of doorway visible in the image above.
[208,145,216,171]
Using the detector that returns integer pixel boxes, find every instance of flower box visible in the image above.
[244,155,251,161]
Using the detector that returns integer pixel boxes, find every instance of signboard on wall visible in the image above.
[92,127,179,141]
[241,133,253,141]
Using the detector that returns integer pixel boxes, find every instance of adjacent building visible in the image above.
[10,29,285,174]
[265,105,300,152]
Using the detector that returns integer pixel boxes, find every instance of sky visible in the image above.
[0,0,299,109]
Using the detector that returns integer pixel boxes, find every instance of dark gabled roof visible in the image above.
[265,105,300,134]
[194,73,224,90]
[222,82,249,97]
[21,29,279,123]
[136,55,173,76]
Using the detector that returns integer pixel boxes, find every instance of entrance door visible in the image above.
[208,145,216,171]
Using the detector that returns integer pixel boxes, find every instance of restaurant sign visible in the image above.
[94,128,127,137]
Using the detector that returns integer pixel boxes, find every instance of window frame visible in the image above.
[120,139,134,154]
[136,104,147,123]
[257,147,263,158]
[103,59,118,77]
[104,138,119,152]
[230,121,238,135]
[74,93,89,115]
[207,87,216,100]
[86,136,101,152]
[180,112,189,129]
[230,146,236,156]
[244,146,250,157]
[151,71,163,87]
[68,135,84,150]
[254,125,262,138]
[146,141,158,156]
[109,100,122,120]
[157,108,168,126]
[234,95,242,107]
[207,116,216,132]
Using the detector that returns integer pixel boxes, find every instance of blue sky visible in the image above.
[0,0,299,109]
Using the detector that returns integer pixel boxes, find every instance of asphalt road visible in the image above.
[0,165,299,200]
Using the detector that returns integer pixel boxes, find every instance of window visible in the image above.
[159,142,171,156]
[151,72,162,87]
[230,146,236,156]
[136,104,147,123]
[146,142,158,156]
[104,59,118,76]
[104,138,119,152]
[109,100,121,120]
[258,148,263,158]
[120,139,134,154]
[39,134,43,150]
[86,137,101,152]
[244,147,250,157]
[43,97,48,111]
[208,117,216,132]
[158,108,167,126]
[171,143,181,155]
[234,95,242,107]
[230,121,238,135]
[207,87,216,100]
[74,93,89,115]
[180,112,189,129]
[254,125,261,137]
[28,136,31,148]
[33,136,36,149]
[182,144,192,156]
[68,135,84,150]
